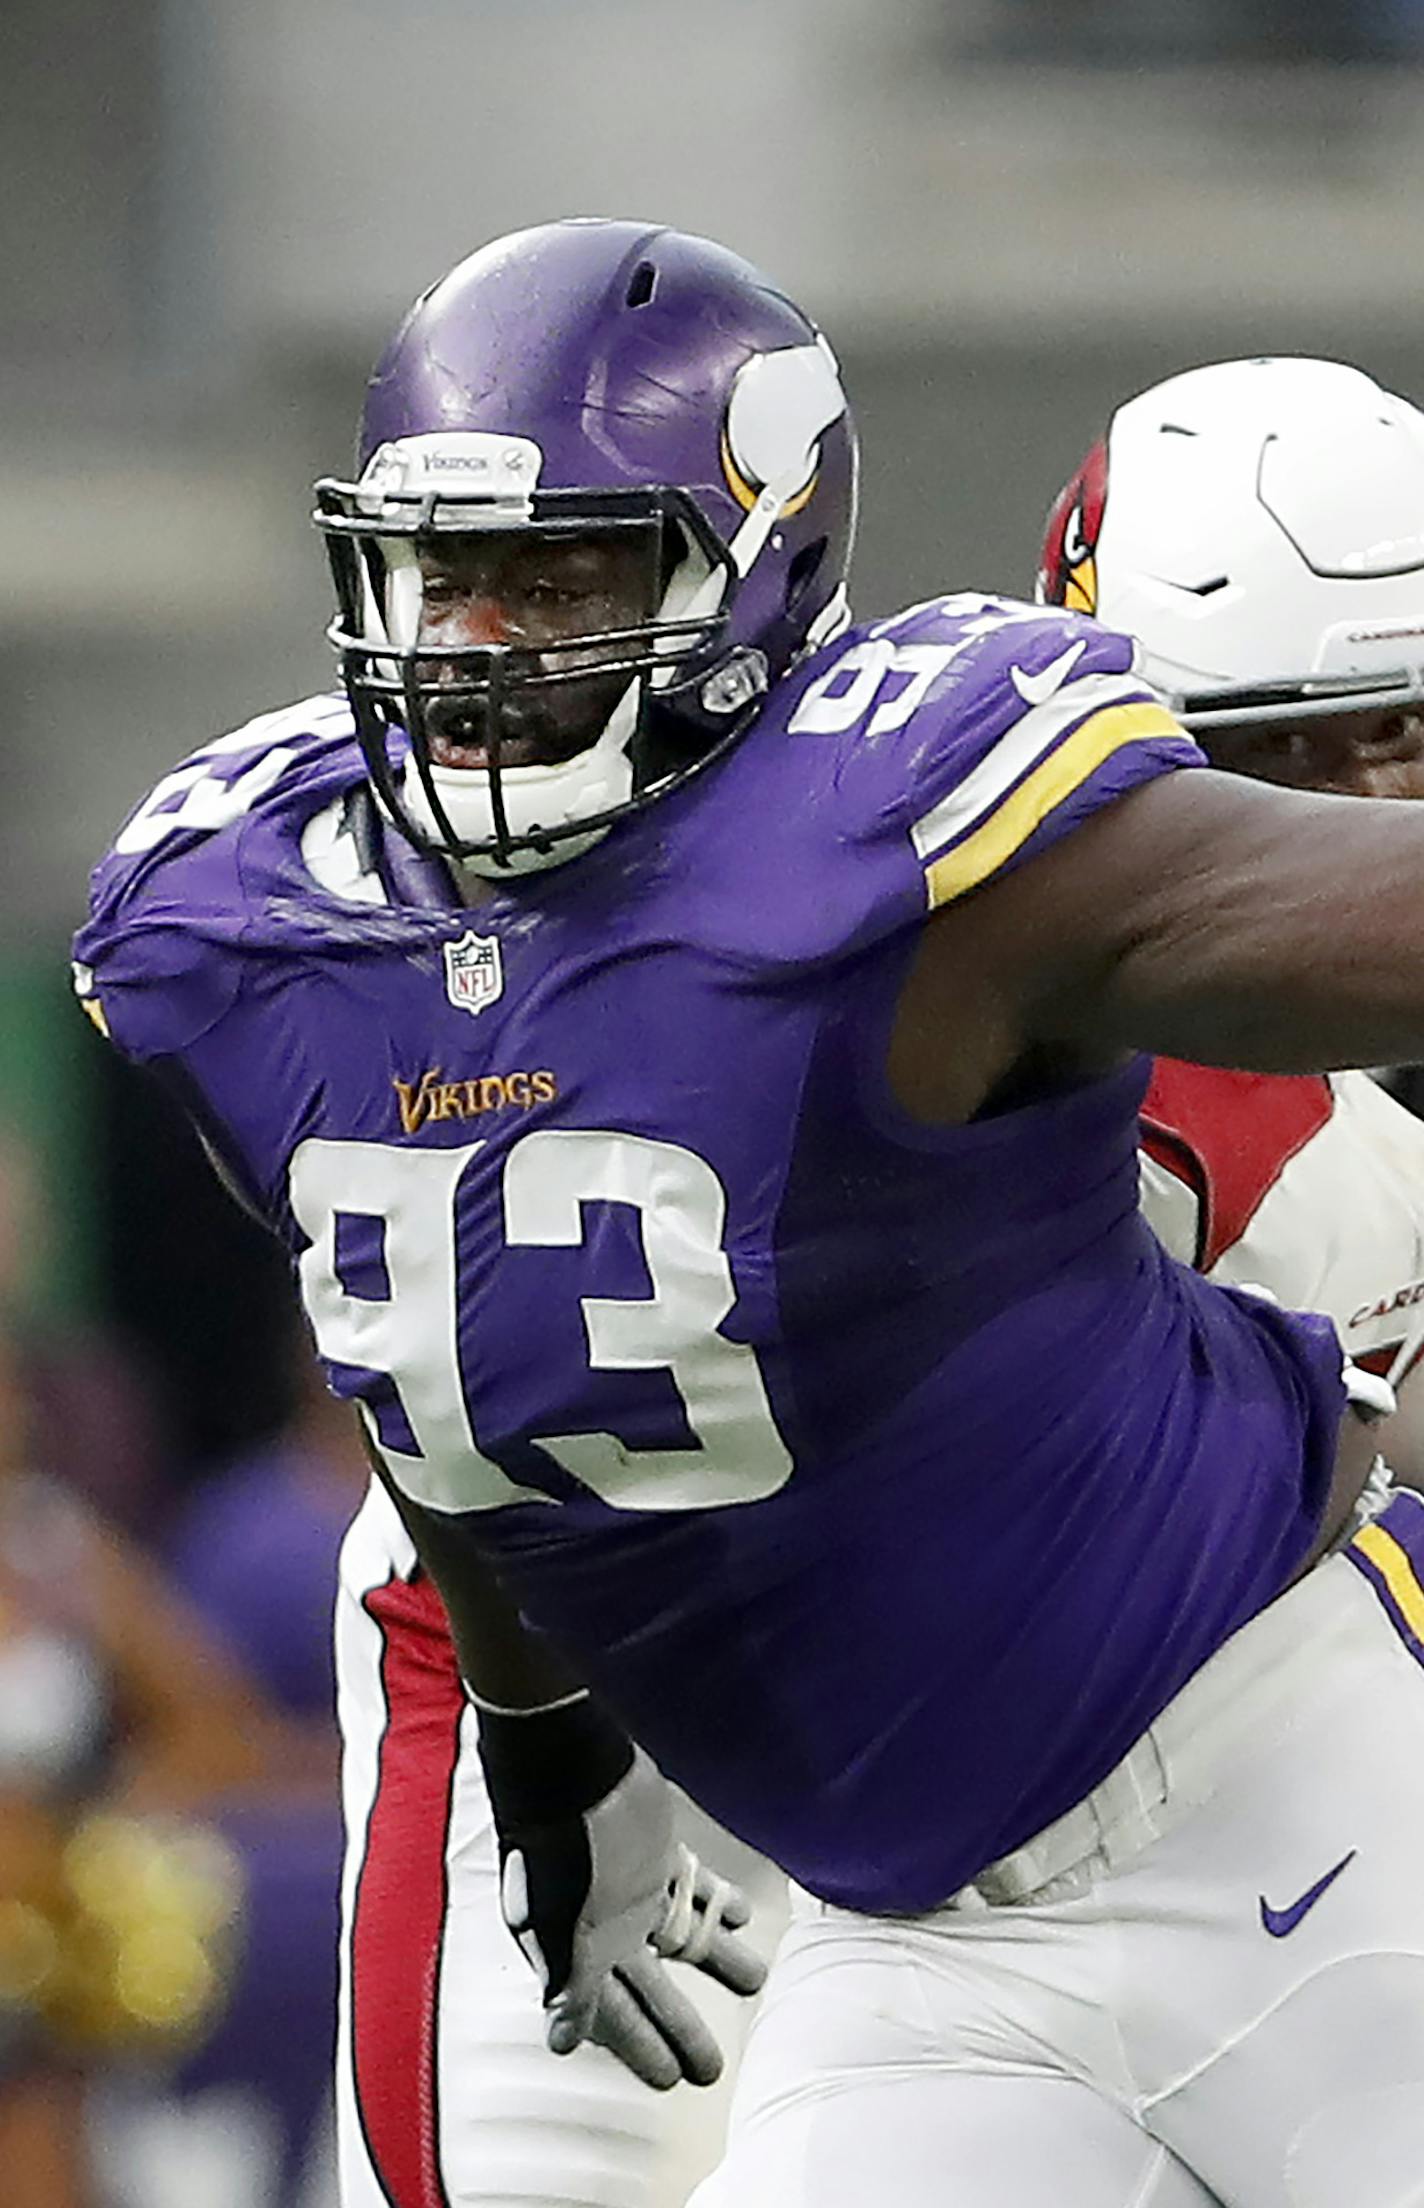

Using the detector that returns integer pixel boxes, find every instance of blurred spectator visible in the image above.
[158,1321,368,2208]
[0,1130,167,1536]
[0,1315,290,2208]
[167,1325,367,1744]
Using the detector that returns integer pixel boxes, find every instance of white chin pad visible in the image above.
[403,682,638,874]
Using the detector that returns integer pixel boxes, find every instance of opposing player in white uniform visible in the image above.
[1038,358,1424,1419]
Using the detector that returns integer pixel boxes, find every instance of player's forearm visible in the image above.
[367,1448,584,1709]
[445,1555,586,1713]
[365,1451,748,2092]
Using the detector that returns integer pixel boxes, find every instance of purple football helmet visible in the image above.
[313,219,858,872]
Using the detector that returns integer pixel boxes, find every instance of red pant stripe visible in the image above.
[351,1570,465,2208]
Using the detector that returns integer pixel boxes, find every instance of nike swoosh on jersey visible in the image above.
[1009,638,1090,707]
[1259,1848,1357,1938]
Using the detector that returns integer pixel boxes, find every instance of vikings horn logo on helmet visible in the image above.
[719,340,848,527]
[1038,438,1109,615]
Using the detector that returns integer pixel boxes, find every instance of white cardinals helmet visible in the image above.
[1038,357,1424,727]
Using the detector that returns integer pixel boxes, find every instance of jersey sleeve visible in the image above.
[880,596,1205,914]
[688,594,1206,978]
[75,839,249,1066]
[72,695,357,1064]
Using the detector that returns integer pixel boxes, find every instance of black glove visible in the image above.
[477,1691,766,2089]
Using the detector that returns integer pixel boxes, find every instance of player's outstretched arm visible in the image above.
[368,1453,766,2089]
[895,767,1424,1119]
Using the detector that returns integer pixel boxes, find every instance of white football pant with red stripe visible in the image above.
[334,1478,784,2208]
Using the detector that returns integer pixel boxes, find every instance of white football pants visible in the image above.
[333,1478,784,2208]
[693,1491,1424,2208]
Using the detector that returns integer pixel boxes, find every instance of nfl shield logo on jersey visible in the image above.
[443,929,504,1017]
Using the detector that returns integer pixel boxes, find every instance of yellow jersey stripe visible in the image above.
[924,700,1185,911]
[1352,1520,1424,1644]
[910,671,1152,862]
[80,996,110,1039]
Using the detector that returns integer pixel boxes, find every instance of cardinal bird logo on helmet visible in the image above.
[1038,438,1108,615]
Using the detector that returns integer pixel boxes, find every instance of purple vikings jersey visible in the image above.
[75,597,1347,1912]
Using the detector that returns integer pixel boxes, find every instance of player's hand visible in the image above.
[478,1698,766,2088]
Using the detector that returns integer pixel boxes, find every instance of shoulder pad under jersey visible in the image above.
[72,694,416,1062]
[771,594,1204,942]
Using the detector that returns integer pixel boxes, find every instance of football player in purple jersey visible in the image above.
[76,224,1424,2206]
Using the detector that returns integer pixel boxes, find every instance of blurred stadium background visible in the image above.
[7,1,1424,2199]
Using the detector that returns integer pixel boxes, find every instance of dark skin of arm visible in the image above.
[891,765,1424,1123]
[365,1434,582,1709]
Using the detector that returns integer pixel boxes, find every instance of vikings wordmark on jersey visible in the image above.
[76,594,1347,1914]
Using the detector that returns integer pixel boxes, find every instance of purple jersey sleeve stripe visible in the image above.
[923,701,1192,911]
[1346,1500,1424,1665]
